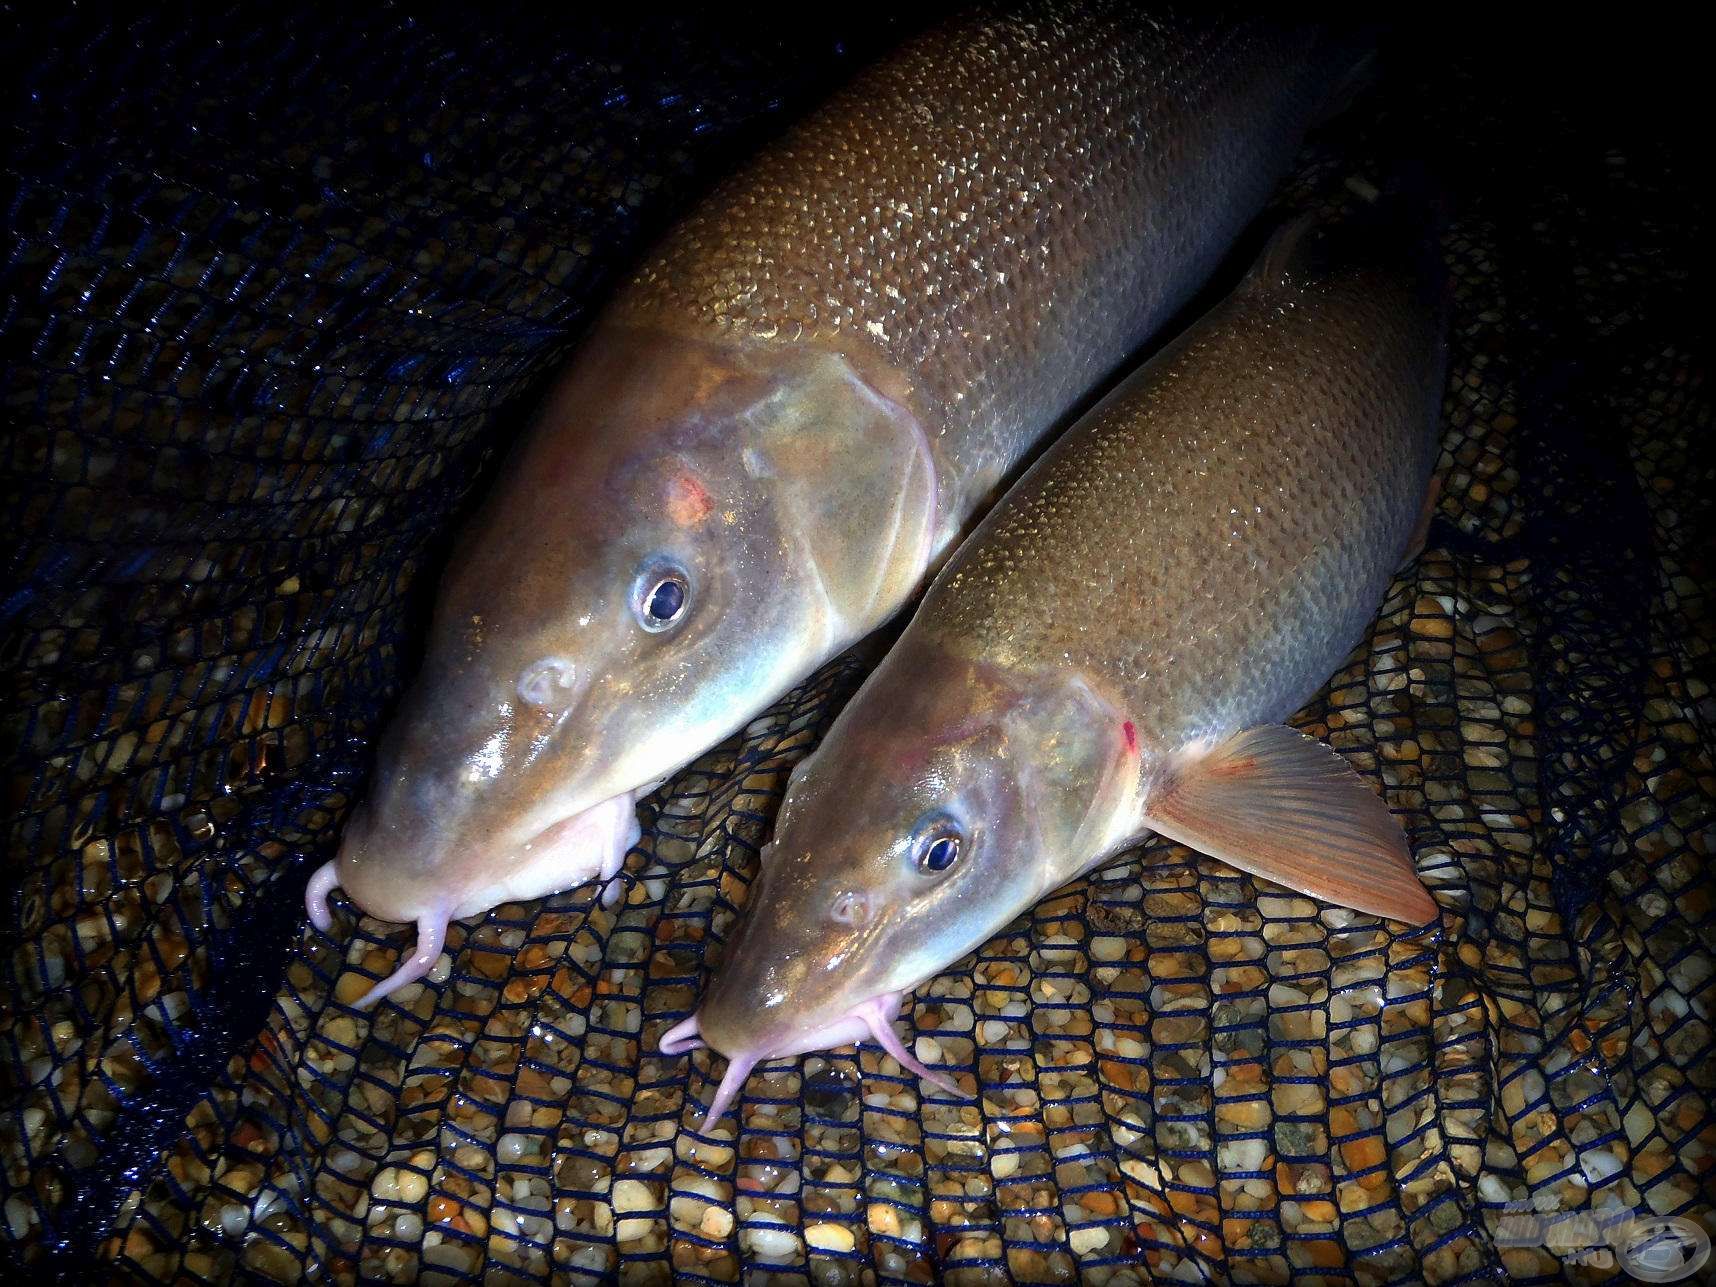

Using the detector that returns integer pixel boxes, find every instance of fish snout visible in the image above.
[689,892,873,1057]
[305,820,456,1011]
[317,807,445,926]
[693,972,788,1061]
[678,964,814,1076]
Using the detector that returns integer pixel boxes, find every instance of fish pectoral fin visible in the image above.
[1141,725,1439,926]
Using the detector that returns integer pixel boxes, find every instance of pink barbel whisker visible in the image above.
[696,1051,757,1134]
[658,1013,706,1056]
[305,859,339,934]
[859,996,964,1097]
[351,909,449,1009]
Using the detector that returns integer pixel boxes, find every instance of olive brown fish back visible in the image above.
[3,8,1713,1286]
[616,5,1345,500]
[926,228,1442,746]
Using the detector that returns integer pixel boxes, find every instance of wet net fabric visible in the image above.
[3,10,1712,1285]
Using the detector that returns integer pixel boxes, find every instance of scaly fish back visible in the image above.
[924,212,1446,750]
[616,5,1359,509]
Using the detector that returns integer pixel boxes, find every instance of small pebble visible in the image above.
[868,1204,901,1237]
[744,1216,802,1262]
[700,1206,734,1239]
[806,1221,856,1252]
[334,973,372,1006]
[1579,1150,1621,1185]
[371,1168,399,1201]
[1069,1225,1110,1255]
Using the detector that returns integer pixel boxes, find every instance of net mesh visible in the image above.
[3,9,1711,1284]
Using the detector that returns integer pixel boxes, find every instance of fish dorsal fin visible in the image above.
[1142,724,1438,925]
[1242,213,1320,294]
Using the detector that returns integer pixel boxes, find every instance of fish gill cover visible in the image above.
[1,5,1711,1284]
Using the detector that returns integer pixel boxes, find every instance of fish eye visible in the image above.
[915,820,963,875]
[635,565,689,632]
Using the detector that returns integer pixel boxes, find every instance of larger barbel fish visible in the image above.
[307,6,1370,1004]
[665,203,1446,1127]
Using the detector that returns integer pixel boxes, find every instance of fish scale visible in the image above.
[929,263,1440,746]
[617,5,1350,508]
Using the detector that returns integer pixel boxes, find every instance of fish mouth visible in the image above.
[449,791,644,918]
[658,989,965,1133]
[305,787,644,1009]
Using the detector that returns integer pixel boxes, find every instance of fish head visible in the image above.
[316,323,938,1005]
[670,638,1137,1120]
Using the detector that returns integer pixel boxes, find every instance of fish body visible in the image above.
[670,205,1447,1126]
[310,5,1366,1006]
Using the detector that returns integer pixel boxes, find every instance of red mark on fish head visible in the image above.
[1123,722,1138,754]
[894,737,939,780]
[666,469,714,527]
[890,711,991,780]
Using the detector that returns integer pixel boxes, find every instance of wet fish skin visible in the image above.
[620,8,1355,513]
[314,5,1365,1006]
[679,207,1446,1125]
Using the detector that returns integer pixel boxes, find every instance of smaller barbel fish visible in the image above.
[663,201,1447,1129]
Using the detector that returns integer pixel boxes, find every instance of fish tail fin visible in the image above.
[1246,165,1452,320]
[1242,213,1321,292]
[1311,41,1381,128]
[1348,162,1455,312]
